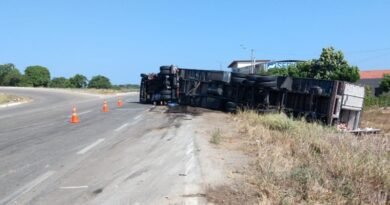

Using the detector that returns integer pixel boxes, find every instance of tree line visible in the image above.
[267,47,360,82]
[0,64,137,89]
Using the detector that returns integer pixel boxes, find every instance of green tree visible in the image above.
[88,75,112,89]
[313,47,360,82]
[19,75,33,87]
[69,74,88,88]
[379,74,390,93]
[24,66,51,87]
[50,77,71,88]
[0,63,22,86]
[267,47,360,82]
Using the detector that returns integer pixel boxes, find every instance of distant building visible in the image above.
[228,60,304,74]
[358,70,390,96]
[228,60,271,73]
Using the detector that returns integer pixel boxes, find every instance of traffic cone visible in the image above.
[117,97,123,107]
[70,106,80,123]
[102,100,109,112]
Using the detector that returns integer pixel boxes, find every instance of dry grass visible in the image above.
[361,108,390,134]
[231,110,389,204]
[210,128,222,145]
[0,93,29,104]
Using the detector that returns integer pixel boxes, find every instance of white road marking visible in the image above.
[60,186,88,189]
[186,142,194,155]
[77,138,105,155]
[114,123,129,132]
[133,114,143,120]
[0,170,55,205]
[78,110,92,116]
[185,155,195,175]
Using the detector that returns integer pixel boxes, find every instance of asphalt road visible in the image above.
[0,87,203,205]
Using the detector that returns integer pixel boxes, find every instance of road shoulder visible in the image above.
[189,111,258,204]
[0,92,31,108]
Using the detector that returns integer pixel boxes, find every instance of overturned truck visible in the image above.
[140,65,365,131]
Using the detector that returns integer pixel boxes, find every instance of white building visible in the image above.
[228,60,304,74]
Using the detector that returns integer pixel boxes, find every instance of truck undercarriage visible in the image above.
[140,65,365,131]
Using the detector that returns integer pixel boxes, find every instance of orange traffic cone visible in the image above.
[102,100,109,112]
[70,106,80,123]
[117,97,123,107]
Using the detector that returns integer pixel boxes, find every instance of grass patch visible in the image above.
[210,128,222,145]
[0,93,28,104]
[361,108,390,134]
[233,110,389,204]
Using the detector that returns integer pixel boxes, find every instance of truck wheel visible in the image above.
[226,107,237,113]
[161,94,171,100]
[255,76,277,82]
[257,81,277,87]
[231,72,248,78]
[243,80,256,86]
[160,66,171,75]
[225,101,236,109]
[160,89,172,95]
[231,77,246,84]
[310,86,323,95]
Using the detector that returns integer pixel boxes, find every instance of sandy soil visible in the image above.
[189,110,259,204]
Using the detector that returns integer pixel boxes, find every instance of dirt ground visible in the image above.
[191,110,260,204]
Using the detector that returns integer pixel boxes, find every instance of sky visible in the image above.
[0,0,389,84]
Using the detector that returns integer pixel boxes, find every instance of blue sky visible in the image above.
[0,0,389,84]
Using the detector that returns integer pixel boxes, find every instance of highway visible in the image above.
[0,87,203,205]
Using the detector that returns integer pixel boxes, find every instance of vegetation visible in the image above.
[268,47,360,82]
[210,128,222,144]
[88,75,112,89]
[231,110,388,204]
[69,74,88,88]
[49,77,71,88]
[24,65,51,87]
[379,74,390,93]
[0,93,30,104]
[365,93,390,108]
[0,63,22,86]
[0,63,138,90]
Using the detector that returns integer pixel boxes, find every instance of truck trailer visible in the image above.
[140,65,365,131]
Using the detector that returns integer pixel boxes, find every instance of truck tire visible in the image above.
[226,107,237,113]
[257,81,277,87]
[160,66,171,75]
[231,72,247,78]
[225,101,237,109]
[160,89,172,95]
[231,77,246,84]
[161,94,171,100]
[207,87,223,96]
[255,76,277,82]
[310,86,323,95]
[243,80,256,86]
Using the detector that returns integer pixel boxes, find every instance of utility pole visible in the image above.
[251,49,255,74]
[241,44,255,74]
